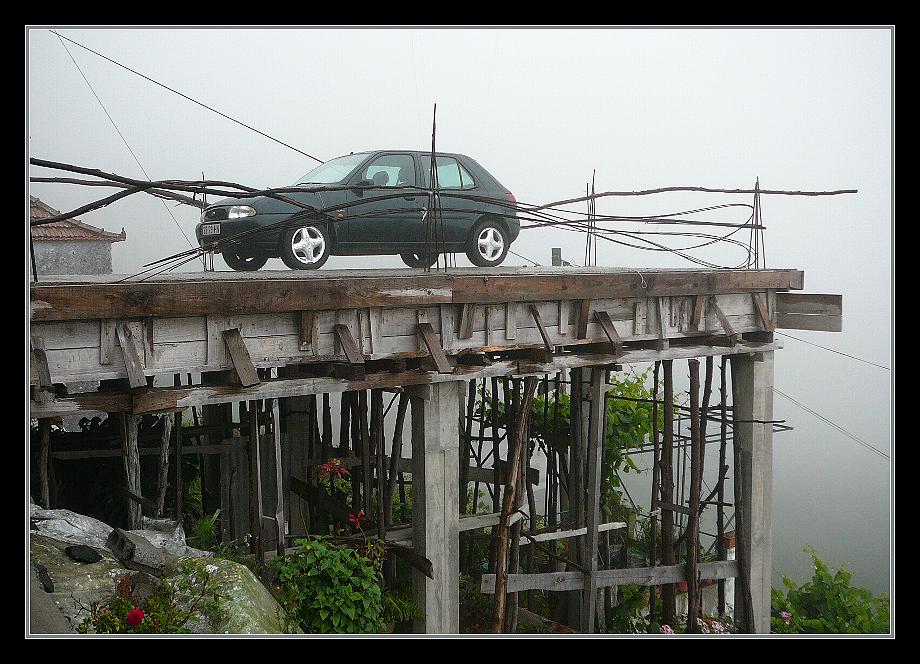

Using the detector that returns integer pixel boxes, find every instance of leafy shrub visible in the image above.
[187,509,221,551]
[771,547,890,634]
[271,537,385,634]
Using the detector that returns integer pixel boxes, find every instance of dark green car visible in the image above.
[195,150,519,270]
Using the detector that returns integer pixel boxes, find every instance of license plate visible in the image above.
[201,223,221,236]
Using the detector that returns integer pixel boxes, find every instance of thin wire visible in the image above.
[777,332,890,371]
[51,30,324,164]
[772,387,890,461]
[56,34,194,248]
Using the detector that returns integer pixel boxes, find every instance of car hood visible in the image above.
[207,187,328,216]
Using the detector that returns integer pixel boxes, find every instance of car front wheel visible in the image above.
[280,224,331,270]
[466,221,509,267]
[400,252,439,269]
[222,251,269,271]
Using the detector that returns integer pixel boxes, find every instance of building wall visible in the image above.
[33,240,113,275]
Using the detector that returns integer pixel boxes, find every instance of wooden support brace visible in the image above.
[417,322,453,374]
[575,299,591,339]
[458,303,475,340]
[333,323,365,366]
[594,311,623,357]
[529,305,554,352]
[751,293,776,333]
[116,322,147,389]
[221,328,261,387]
[31,336,53,388]
[690,295,705,331]
[99,319,116,365]
[298,311,316,352]
[655,297,669,350]
[708,297,740,346]
[505,302,518,340]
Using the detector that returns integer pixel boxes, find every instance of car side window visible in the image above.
[359,154,416,187]
[422,156,477,189]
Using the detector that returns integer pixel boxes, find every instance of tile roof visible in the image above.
[30,196,126,242]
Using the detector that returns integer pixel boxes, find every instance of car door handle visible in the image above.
[404,196,416,201]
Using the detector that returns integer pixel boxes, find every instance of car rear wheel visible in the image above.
[280,224,330,270]
[400,252,439,269]
[466,220,509,267]
[222,251,269,271]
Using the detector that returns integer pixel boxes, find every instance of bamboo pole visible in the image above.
[490,375,538,634]
[686,359,702,633]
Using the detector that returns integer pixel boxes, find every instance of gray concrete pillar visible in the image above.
[731,351,774,634]
[409,381,461,634]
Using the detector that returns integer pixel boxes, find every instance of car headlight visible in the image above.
[228,205,257,219]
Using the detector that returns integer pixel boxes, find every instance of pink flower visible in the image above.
[780,610,792,625]
[126,607,145,627]
[347,511,369,528]
[660,624,674,634]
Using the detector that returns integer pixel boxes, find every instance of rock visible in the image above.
[29,532,291,634]
[107,528,169,574]
[29,566,74,634]
[30,503,113,549]
[130,521,211,558]
[34,562,54,593]
[168,557,294,634]
[30,533,126,630]
[65,544,103,564]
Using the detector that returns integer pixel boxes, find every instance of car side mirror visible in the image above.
[351,179,372,195]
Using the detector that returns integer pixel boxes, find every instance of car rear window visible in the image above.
[421,156,476,189]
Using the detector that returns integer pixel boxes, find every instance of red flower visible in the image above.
[347,511,369,528]
[126,607,145,627]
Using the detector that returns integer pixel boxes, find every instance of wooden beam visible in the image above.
[575,299,591,339]
[333,323,365,366]
[220,328,260,388]
[115,322,147,389]
[690,295,705,331]
[298,311,316,352]
[99,319,116,365]
[481,560,739,594]
[594,310,623,357]
[708,297,740,346]
[529,305,554,352]
[751,293,775,333]
[417,322,453,374]
[458,304,475,339]
[31,336,53,388]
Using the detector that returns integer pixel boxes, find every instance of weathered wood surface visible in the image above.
[33,291,780,385]
[29,268,803,322]
[31,340,783,418]
[776,292,842,332]
[480,560,739,594]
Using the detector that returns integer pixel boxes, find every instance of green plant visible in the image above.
[382,585,423,626]
[771,547,889,634]
[187,508,221,551]
[271,537,385,634]
[77,571,218,634]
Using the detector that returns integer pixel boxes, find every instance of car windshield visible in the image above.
[294,153,368,185]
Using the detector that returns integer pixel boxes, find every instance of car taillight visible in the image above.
[505,192,517,203]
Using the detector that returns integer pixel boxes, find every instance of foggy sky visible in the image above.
[26,27,892,593]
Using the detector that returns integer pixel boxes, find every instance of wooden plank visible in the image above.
[99,319,116,365]
[518,520,626,546]
[333,324,365,365]
[529,305,554,352]
[558,300,570,336]
[115,322,147,389]
[417,322,453,374]
[776,292,842,316]
[751,293,775,332]
[368,308,383,356]
[481,560,739,594]
[221,328,261,387]
[776,312,842,332]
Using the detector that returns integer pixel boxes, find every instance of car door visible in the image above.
[339,152,422,252]
[407,155,480,248]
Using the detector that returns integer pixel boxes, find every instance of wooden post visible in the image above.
[384,392,409,527]
[410,381,462,634]
[155,414,173,517]
[270,398,286,558]
[38,419,51,508]
[648,361,660,621]
[580,368,606,633]
[717,357,728,616]
[174,376,184,526]
[685,359,702,633]
[119,412,142,529]
[730,351,774,634]
[248,399,263,563]
[660,360,676,626]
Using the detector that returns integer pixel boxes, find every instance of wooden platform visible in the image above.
[29,266,842,417]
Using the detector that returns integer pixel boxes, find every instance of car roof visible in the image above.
[334,150,468,160]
